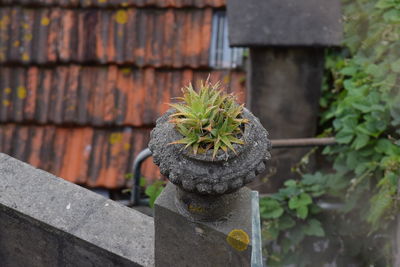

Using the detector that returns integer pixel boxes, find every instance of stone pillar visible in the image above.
[227,0,343,192]
[248,47,324,192]
[149,108,270,267]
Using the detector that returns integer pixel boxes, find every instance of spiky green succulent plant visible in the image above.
[169,79,248,159]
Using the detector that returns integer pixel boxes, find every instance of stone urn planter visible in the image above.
[149,107,271,221]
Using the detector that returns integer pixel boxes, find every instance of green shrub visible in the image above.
[261,0,400,265]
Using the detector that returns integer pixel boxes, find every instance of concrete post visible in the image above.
[148,108,270,266]
[248,47,324,192]
[226,0,343,192]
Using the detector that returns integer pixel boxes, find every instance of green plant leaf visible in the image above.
[139,177,146,187]
[303,219,325,237]
[284,179,297,187]
[375,139,394,155]
[145,180,165,208]
[296,206,308,219]
[335,130,354,144]
[309,204,322,215]
[352,133,370,150]
[260,198,284,219]
[281,237,293,253]
[289,226,305,246]
[383,9,400,23]
[376,0,397,8]
[288,193,312,209]
[278,215,296,230]
[264,222,280,240]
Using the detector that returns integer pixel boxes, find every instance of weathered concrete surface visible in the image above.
[175,185,245,221]
[149,108,271,195]
[155,183,253,267]
[0,153,154,267]
[227,0,342,46]
[248,48,323,192]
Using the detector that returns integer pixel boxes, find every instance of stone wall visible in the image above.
[0,153,154,267]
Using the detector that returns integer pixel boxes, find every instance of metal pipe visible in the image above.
[271,137,336,148]
[130,148,152,206]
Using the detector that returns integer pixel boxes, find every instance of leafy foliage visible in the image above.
[123,175,165,208]
[261,175,327,266]
[145,180,165,208]
[169,79,247,158]
[320,0,400,232]
[261,0,400,265]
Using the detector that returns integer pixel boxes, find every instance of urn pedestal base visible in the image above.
[154,183,261,267]
[175,185,243,222]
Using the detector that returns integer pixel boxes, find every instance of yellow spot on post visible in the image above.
[24,33,33,41]
[98,0,107,3]
[41,17,50,26]
[109,133,123,145]
[226,229,250,251]
[22,23,30,29]
[13,40,20,47]
[22,53,30,61]
[17,86,27,99]
[4,88,11,94]
[188,204,205,213]
[3,100,10,107]
[121,2,129,7]
[115,10,128,24]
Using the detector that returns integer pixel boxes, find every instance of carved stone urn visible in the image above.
[149,107,271,221]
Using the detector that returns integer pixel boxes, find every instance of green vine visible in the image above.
[261,0,400,265]
[260,175,327,266]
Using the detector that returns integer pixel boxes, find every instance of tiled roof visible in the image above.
[0,123,159,188]
[0,7,212,67]
[0,2,247,190]
[0,66,245,126]
[0,0,226,8]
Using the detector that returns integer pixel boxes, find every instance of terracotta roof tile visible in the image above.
[0,123,160,188]
[0,66,246,126]
[0,7,213,67]
[0,0,226,8]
